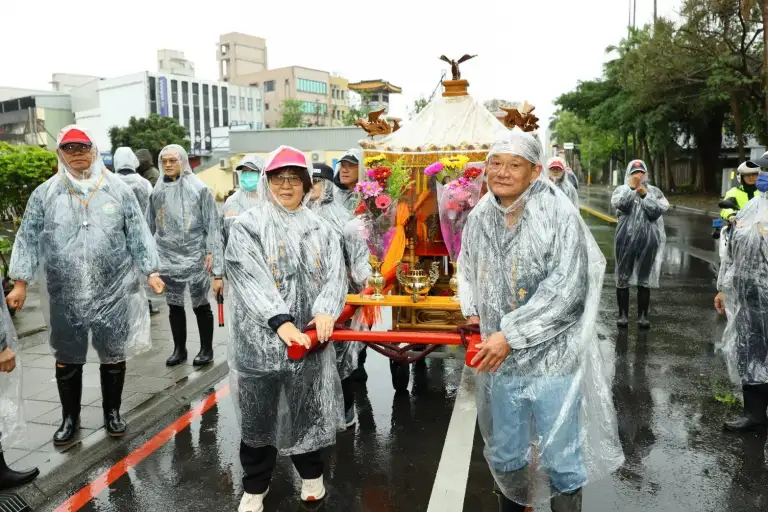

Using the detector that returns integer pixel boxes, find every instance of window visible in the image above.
[247,98,253,111]
[240,96,246,111]
[194,106,200,127]
[148,76,157,114]
[256,99,262,112]
[171,80,178,104]
[264,80,276,92]
[214,108,220,128]
[203,84,209,107]
[297,78,328,95]
[230,95,237,109]
[222,87,228,105]
[212,85,219,107]
[265,103,269,111]
[192,83,199,106]
[204,106,210,136]
[383,93,390,104]
[181,81,189,104]
[223,109,229,127]
[340,90,345,100]
[182,105,190,130]
[299,101,327,115]
[172,104,180,121]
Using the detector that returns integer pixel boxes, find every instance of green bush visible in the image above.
[0,142,57,224]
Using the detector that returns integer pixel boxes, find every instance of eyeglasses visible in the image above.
[60,143,92,153]
[487,160,526,173]
[269,174,303,186]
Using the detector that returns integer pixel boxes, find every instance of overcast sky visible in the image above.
[2,0,681,129]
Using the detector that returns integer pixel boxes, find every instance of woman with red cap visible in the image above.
[226,146,347,512]
[6,125,164,445]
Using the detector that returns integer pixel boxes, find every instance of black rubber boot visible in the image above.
[551,488,583,512]
[0,450,39,490]
[497,492,527,512]
[148,300,160,316]
[100,362,127,437]
[166,305,188,366]
[616,288,630,329]
[637,287,651,330]
[349,346,368,382]
[192,303,214,367]
[724,384,768,432]
[53,363,83,446]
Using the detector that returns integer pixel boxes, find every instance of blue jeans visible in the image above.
[488,374,587,493]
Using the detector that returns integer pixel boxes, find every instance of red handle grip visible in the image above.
[286,328,482,367]
[216,293,224,327]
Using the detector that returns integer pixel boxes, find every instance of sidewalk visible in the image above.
[8,286,230,510]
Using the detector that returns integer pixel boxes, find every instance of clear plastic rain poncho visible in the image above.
[308,177,372,379]
[221,155,264,249]
[10,125,158,364]
[457,129,623,505]
[611,160,669,289]
[333,148,363,213]
[226,146,347,454]
[0,271,25,451]
[113,147,153,216]
[148,145,222,307]
[717,184,768,385]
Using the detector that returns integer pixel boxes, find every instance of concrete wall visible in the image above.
[218,33,268,82]
[39,107,75,149]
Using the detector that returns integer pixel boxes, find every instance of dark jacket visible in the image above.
[135,149,161,186]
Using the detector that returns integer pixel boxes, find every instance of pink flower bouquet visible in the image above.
[435,162,485,261]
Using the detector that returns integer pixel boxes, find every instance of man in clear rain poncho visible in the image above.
[148,145,223,368]
[221,154,264,249]
[611,160,668,329]
[308,162,371,427]
[0,272,40,490]
[546,157,578,207]
[458,129,623,512]
[333,148,363,212]
[715,161,768,434]
[226,146,347,512]
[113,147,159,315]
[6,126,164,445]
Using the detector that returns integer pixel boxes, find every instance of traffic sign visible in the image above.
[563,142,575,150]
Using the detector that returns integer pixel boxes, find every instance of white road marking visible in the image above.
[426,366,478,512]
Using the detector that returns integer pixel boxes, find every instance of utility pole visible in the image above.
[633,0,637,29]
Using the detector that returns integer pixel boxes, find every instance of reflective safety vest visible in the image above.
[720,186,753,220]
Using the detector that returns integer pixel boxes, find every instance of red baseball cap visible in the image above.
[59,128,91,145]
[265,146,307,173]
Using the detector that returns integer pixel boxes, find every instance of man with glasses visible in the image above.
[546,157,578,206]
[6,125,164,444]
[458,130,622,512]
[148,145,223,368]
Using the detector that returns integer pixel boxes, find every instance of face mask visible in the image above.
[240,172,260,191]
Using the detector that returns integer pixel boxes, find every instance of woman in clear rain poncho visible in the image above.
[0,271,40,490]
[611,160,668,329]
[715,165,768,434]
[225,146,347,512]
[221,155,264,249]
[114,147,159,315]
[308,162,371,427]
[6,126,164,445]
[458,129,623,512]
[148,145,223,367]
[333,148,363,212]
[545,157,578,207]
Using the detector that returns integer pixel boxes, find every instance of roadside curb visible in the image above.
[579,204,617,224]
[669,204,719,218]
[17,326,46,339]
[19,358,230,510]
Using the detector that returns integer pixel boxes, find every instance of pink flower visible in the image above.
[355,180,383,198]
[375,194,392,209]
[366,169,377,178]
[425,161,444,176]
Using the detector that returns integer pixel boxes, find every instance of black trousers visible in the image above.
[240,442,324,495]
[341,377,354,413]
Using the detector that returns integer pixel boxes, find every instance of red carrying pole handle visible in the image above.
[286,328,482,367]
[217,292,224,327]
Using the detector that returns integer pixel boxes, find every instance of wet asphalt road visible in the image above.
[41,200,768,512]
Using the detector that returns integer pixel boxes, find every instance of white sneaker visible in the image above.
[344,407,356,429]
[300,476,326,502]
[238,488,269,512]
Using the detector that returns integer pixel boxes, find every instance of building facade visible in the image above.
[158,49,195,77]
[0,93,74,149]
[218,33,268,83]
[231,66,349,128]
[73,71,263,153]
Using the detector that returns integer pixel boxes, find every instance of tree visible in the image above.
[109,114,190,163]
[278,100,304,128]
[0,142,56,226]
[343,92,373,126]
[409,97,429,119]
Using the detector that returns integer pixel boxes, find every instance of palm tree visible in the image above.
[741,0,768,129]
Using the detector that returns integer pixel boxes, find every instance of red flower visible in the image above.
[463,166,483,180]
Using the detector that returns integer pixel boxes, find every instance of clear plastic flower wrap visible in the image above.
[226,146,347,453]
[717,188,768,386]
[352,157,413,260]
[10,125,158,364]
[0,273,25,451]
[148,145,222,307]
[432,160,485,261]
[458,129,624,506]
[611,160,669,289]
